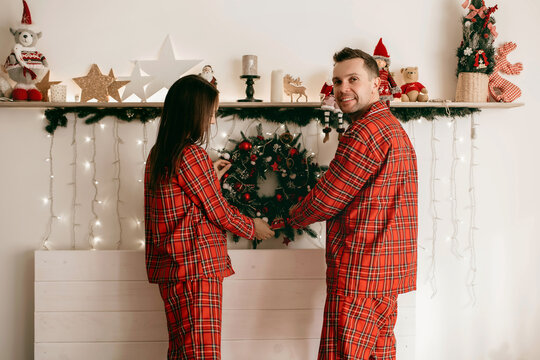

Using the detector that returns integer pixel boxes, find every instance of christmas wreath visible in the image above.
[220,125,326,248]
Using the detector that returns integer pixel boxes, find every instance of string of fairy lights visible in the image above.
[38,109,480,302]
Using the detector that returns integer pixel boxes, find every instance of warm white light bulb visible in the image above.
[84,161,91,170]
[95,220,101,226]
[42,197,49,205]
[100,124,105,129]
[137,140,143,145]
[85,136,91,142]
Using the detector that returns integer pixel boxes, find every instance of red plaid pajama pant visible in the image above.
[158,278,224,360]
[318,293,398,360]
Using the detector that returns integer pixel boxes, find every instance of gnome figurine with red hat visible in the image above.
[372,38,400,105]
[4,0,48,101]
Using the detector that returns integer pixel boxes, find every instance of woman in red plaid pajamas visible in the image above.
[144,75,274,360]
[290,48,418,360]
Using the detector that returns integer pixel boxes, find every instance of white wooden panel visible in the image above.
[35,279,326,312]
[35,337,414,360]
[35,339,320,360]
[35,250,148,281]
[35,249,326,281]
[35,309,324,342]
[35,308,414,343]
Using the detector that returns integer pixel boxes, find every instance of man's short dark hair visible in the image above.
[333,47,379,80]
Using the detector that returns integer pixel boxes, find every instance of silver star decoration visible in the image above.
[120,62,152,102]
[138,35,202,99]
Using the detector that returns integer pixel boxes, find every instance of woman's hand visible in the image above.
[213,159,231,180]
[253,218,275,241]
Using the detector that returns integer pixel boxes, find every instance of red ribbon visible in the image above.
[22,67,37,80]
[466,4,487,19]
[487,23,498,38]
[474,50,489,67]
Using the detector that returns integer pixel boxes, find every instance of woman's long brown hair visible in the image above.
[148,74,219,192]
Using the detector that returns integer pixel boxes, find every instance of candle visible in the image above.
[242,55,257,76]
[50,84,67,102]
[271,70,283,102]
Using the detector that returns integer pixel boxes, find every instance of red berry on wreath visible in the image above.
[242,193,251,201]
[276,155,282,162]
[234,183,243,191]
[262,206,269,214]
[239,141,252,151]
[484,33,489,39]
[276,194,283,202]
[289,148,299,156]
[257,135,264,140]
[250,154,257,161]
[297,195,303,202]
[223,173,229,180]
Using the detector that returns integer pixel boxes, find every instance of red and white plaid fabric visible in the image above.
[144,144,255,283]
[159,278,224,360]
[318,294,398,360]
[290,100,418,299]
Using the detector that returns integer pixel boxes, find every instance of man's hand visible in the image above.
[253,218,274,241]
[213,159,231,180]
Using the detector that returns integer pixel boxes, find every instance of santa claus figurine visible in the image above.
[4,0,48,101]
[199,65,217,87]
[372,38,401,105]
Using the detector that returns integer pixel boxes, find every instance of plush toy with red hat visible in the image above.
[4,0,48,101]
[372,38,401,105]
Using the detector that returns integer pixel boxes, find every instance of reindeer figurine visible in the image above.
[488,42,523,102]
[283,74,308,102]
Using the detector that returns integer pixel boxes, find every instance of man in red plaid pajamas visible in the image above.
[290,48,418,360]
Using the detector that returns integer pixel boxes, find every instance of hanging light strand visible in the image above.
[450,118,463,259]
[428,120,440,298]
[87,124,99,250]
[113,118,123,249]
[40,133,55,250]
[69,115,80,249]
[466,113,479,305]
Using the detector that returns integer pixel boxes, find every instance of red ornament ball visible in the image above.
[250,154,257,161]
[239,141,252,151]
[242,193,251,201]
[484,33,489,39]
[289,148,299,156]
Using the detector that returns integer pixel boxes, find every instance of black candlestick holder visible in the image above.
[238,75,262,102]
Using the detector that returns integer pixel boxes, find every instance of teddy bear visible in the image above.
[4,0,48,101]
[400,67,428,102]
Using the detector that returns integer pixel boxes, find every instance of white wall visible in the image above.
[1,0,539,359]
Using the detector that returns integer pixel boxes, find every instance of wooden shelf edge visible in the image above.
[0,100,524,109]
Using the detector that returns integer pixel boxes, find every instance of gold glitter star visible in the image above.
[107,69,130,103]
[35,71,61,102]
[73,64,114,102]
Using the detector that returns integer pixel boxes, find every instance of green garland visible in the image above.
[44,107,162,134]
[43,105,481,134]
[220,124,327,248]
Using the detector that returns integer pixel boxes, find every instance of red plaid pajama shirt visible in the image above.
[290,100,418,359]
[144,144,255,359]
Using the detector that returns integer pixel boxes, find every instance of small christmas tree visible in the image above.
[456,0,498,76]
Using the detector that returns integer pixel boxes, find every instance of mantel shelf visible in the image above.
[0,100,525,109]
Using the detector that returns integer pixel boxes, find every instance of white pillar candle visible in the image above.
[242,55,257,76]
[271,70,283,102]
